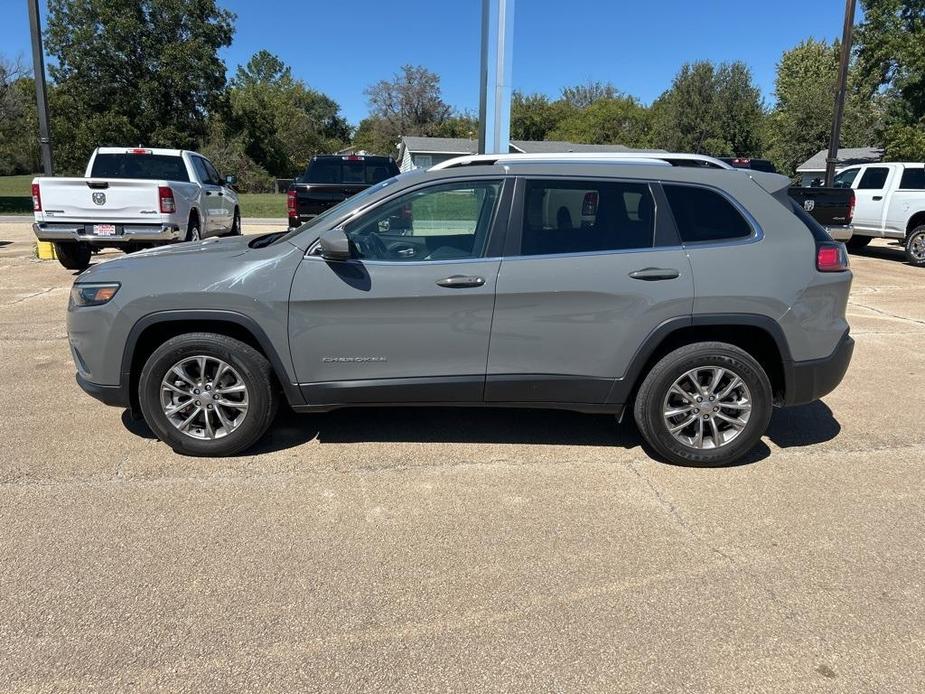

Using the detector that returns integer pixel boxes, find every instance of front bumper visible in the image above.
[34,222,182,243]
[782,330,854,406]
[76,372,130,408]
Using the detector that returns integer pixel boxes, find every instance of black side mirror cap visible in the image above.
[319,228,351,261]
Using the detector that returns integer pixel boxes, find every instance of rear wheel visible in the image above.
[185,218,201,242]
[54,241,91,270]
[633,342,773,467]
[138,332,278,456]
[905,226,925,267]
[846,235,872,250]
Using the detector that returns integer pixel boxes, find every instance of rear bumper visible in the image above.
[76,372,130,408]
[782,330,854,406]
[34,222,182,243]
[824,224,853,241]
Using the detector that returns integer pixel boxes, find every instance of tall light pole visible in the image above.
[825,0,857,187]
[27,0,54,175]
[478,0,514,154]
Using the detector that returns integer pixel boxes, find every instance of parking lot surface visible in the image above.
[1,221,923,693]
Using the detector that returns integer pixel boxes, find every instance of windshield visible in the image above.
[272,176,403,246]
[299,157,398,185]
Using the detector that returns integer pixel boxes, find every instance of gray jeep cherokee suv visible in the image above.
[67,157,853,466]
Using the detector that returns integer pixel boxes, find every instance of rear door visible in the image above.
[852,165,893,231]
[288,177,511,405]
[485,177,694,405]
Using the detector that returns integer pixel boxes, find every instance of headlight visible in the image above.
[70,282,120,307]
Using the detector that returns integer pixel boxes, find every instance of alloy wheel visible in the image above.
[160,355,249,440]
[662,366,752,449]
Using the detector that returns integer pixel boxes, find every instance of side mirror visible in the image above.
[223,174,237,186]
[319,227,351,261]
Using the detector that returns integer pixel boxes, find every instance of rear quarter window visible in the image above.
[662,184,752,243]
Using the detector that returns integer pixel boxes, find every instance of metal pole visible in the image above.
[825,0,856,187]
[477,0,514,154]
[27,0,54,176]
[478,0,489,154]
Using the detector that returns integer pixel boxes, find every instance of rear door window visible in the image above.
[662,184,752,243]
[519,179,656,255]
[899,167,925,189]
[90,154,190,182]
[858,167,889,190]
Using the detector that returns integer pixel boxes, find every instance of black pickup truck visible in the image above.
[287,155,400,228]
[788,186,855,241]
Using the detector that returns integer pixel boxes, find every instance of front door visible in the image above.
[485,177,694,405]
[852,165,893,231]
[288,178,509,405]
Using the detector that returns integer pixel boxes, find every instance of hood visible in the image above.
[128,234,254,259]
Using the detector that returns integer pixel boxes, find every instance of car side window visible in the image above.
[203,158,223,185]
[899,167,925,189]
[519,179,655,256]
[344,180,502,262]
[192,157,213,185]
[833,168,859,188]
[858,167,889,190]
[663,184,752,244]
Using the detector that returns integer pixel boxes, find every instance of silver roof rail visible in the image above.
[430,151,733,171]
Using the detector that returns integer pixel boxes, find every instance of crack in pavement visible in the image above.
[848,300,925,327]
[4,287,62,306]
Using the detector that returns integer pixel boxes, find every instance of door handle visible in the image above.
[217,191,224,196]
[629,267,680,281]
[436,275,485,288]
[872,195,883,201]
[205,191,213,196]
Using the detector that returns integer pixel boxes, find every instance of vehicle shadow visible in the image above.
[849,242,908,264]
[122,400,840,464]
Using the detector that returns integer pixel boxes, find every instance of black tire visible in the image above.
[288,217,300,230]
[846,235,872,250]
[54,241,91,270]
[138,332,278,456]
[904,226,925,267]
[223,208,242,237]
[633,342,773,467]
[185,216,201,242]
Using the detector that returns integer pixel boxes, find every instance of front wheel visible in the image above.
[138,332,278,456]
[633,342,773,467]
[905,226,925,267]
[53,241,91,270]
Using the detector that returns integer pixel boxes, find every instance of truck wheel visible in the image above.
[185,219,201,242]
[846,236,872,250]
[54,242,92,270]
[906,226,925,267]
[138,332,278,457]
[632,342,773,467]
[222,209,241,237]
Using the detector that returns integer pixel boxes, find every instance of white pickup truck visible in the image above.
[32,147,241,269]
[832,162,925,266]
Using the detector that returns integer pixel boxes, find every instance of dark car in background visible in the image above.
[720,157,779,173]
[287,154,400,228]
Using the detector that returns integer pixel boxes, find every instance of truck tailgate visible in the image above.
[36,178,164,222]
[789,187,854,226]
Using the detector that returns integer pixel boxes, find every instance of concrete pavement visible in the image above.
[0,221,922,692]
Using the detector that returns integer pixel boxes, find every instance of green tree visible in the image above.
[559,80,621,108]
[213,50,350,180]
[510,91,570,141]
[359,65,452,154]
[0,55,38,175]
[549,95,649,146]
[44,0,235,172]
[649,61,764,157]
[856,0,925,160]
[765,39,880,176]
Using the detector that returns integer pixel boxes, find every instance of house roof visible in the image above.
[797,146,884,172]
[399,136,665,157]
[400,136,478,155]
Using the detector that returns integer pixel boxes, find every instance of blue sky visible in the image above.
[0,0,856,125]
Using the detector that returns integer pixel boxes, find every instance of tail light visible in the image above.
[129,148,152,155]
[817,242,849,272]
[32,183,41,211]
[158,186,175,213]
[287,189,297,215]
[847,190,855,224]
[581,191,599,216]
